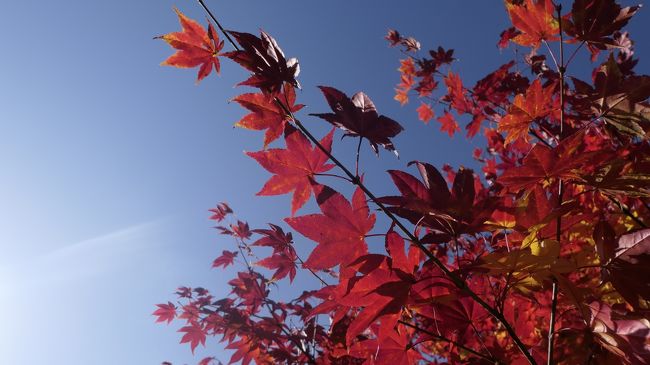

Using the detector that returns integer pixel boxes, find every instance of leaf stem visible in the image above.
[296,254,330,286]
[313,172,354,183]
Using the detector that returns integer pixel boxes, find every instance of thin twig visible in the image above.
[565,41,585,69]
[548,5,564,365]
[398,320,496,363]
[530,129,553,148]
[197,0,240,51]
[296,254,330,286]
[355,136,362,177]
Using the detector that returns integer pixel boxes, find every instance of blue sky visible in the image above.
[0,1,648,364]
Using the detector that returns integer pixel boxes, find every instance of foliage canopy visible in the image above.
[155,1,650,364]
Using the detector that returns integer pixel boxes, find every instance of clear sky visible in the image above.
[0,1,648,364]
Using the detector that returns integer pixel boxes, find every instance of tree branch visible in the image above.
[548,5,564,365]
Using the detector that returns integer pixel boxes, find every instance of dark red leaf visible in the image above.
[224,30,300,94]
[564,0,641,60]
[311,86,404,155]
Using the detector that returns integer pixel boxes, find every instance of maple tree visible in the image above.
[155,1,650,364]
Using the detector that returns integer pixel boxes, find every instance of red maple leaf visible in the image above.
[444,71,472,114]
[498,26,521,48]
[366,327,421,365]
[311,86,404,155]
[415,74,438,97]
[498,130,601,192]
[179,322,206,353]
[498,79,558,145]
[416,102,435,124]
[435,296,489,343]
[212,250,238,269]
[217,220,252,240]
[256,249,297,282]
[251,224,293,252]
[153,302,177,324]
[339,231,422,344]
[285,184,376,270]
[247,125,334,215]
[228,272,267,312]
[208,202,232,222]
[380,162,496,242]
[224,30,300,94]
[437,111,461,137]
[226,335,274,365]
[506,0,559,49]
[232,84,304,148]
[157,8,224,83]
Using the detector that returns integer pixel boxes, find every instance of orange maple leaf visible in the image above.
[416,102,435,124]
[498,79,558,145]
[394,58,415,105]
[505,0,559,49]
[157,8,224,83]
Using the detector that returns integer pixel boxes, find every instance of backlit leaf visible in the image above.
[157,8,224,83]
[311,86,404,155]
[285,184,375,270]
[232,84,304,147]
[247,125,334,215]
[505,0,559,49]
